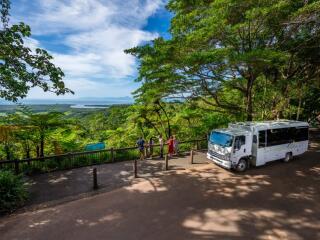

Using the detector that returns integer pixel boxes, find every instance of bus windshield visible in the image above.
[210,131,233,147]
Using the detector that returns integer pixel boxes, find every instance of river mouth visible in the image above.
[70,104,109,109]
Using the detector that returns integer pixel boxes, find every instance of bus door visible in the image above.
[255,130,267,166]
[252,134,258,165]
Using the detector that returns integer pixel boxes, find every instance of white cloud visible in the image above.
[11,0,166,98]
[64,27,158,78]
[107,0,165,28]
[52,53,104,77]
[30,0,114,34]
[23,38,41,52]
[25,0,165,34]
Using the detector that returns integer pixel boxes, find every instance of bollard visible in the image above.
[134,159,138,178]
[67,153,72,165]
[111,148,114,162]
[93,168,98,190]
[164,154,168,171]
[190,150,194,164]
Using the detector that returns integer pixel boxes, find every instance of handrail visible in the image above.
[0,138,207,165]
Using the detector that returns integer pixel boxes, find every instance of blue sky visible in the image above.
[10,0,172,99]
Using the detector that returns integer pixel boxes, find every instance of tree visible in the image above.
[25,112,69,157]
[7,106,70,158]
[126,0,320,121]
[0,125,16,160]
[0,0,73,101]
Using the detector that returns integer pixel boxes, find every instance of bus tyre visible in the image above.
[284,152,293,163]
[236,159,247,172]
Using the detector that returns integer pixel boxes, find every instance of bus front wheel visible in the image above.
[236,159,247,172]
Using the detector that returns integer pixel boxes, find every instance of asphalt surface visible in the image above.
[24,152,207,207]
[0,134,319,240]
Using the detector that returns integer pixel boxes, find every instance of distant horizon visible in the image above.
[0,96,134,105]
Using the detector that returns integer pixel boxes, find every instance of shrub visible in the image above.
[0,171,28,214]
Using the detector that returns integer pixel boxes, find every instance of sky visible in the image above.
[10,0,172,99]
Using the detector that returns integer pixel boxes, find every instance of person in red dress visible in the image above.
[167,136,174,157]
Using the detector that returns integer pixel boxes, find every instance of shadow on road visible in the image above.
[1,147,319,240]
[1,130,319,240]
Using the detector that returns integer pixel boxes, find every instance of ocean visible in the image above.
[0,97,133,107]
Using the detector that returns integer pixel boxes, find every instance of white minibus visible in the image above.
[207,120,309,172]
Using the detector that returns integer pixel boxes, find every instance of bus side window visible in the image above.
[294,127,309,141]
[234,136,245,150]
[289,127,296,142]
[259,131,266,148]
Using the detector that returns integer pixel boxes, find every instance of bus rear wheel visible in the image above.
[236,159,247,172]
[283,152,293,163]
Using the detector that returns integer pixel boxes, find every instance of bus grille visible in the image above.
[209,150,228,160]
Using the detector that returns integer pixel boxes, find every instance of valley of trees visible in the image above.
[1,0,320,161]
[0,103,228,160]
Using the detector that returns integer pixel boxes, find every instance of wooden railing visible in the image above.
[0,138,207,175]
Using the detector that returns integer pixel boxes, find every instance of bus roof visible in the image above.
[213,128,251,136]
[228,120,308,132]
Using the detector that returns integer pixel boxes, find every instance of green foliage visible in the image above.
[126,0,320,121]
[0,0,319,171]
[0,170,28,213]
[0,0,73,101]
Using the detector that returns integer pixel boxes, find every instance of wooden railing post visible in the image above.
[68,152,72,163]
[14,159,19,174]
[164,154,168,171]
[144,148,147,159]
[134,159,138,178]
[57,156,61,168]
[190,150,194,164]
[93,168,98,190]
[111,148,114,162]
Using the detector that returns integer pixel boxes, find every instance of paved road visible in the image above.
[1,132,319,240]
[24,152,207,207]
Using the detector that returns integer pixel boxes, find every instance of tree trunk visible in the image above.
[157,102,171,138]
[246,78,254,121]
[5,144,11,160]
[148,120,161,136]
[261,77,268,119]
[24,144,30,159]
[296,87,303,121]
[26,144,30,159]
[154,109,168,138]
[36,145,40,157]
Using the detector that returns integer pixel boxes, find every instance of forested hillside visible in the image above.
[1,0,320,161]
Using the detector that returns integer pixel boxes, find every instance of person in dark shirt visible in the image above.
[136,137,145,160]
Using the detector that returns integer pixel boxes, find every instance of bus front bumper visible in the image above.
[207,153,232,169]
